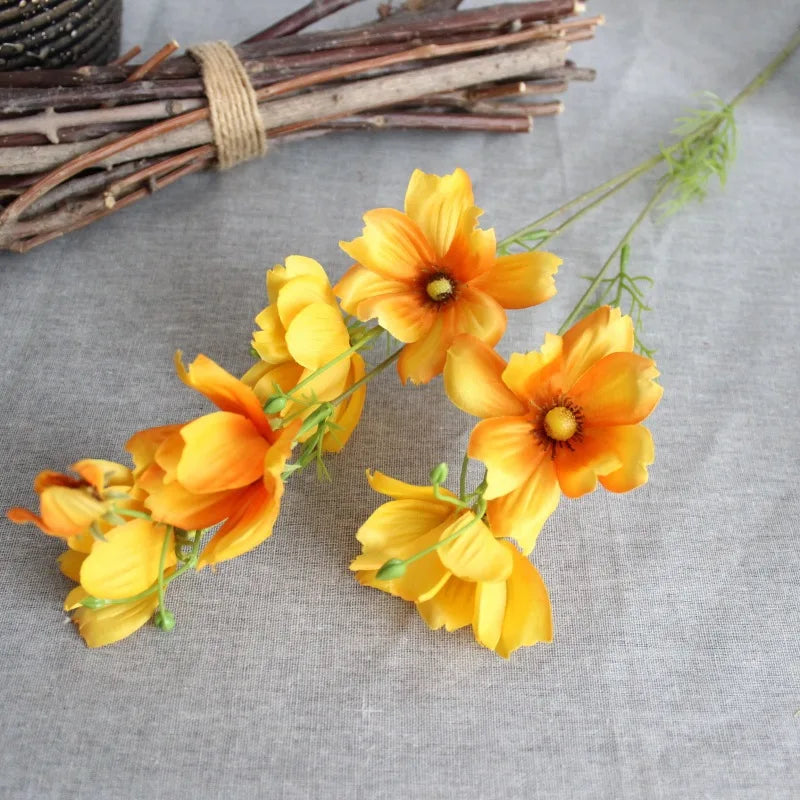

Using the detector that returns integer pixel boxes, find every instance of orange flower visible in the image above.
[7,459,138,547]
[350,471,552,658]
[335,168,561,384]
[243,255,366,453]
[444,306,663,553]
[126,353,298,568]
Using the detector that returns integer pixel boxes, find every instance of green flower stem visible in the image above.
[458,453,470,502]
[326,347,402,408]
[557,181,671,334]
[432,483,467,509]
[275,325,384,404]
[155,525,171,611]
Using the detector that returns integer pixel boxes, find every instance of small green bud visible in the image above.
[429,462,449,485]
[81,596,111,609]
[264,395,288,414]
[154,608,176,632]
[249,346,259,359]
[376,558,407,581]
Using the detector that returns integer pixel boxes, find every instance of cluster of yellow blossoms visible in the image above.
[7,168,661,656]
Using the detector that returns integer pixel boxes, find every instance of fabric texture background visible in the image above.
[1,1,798,797]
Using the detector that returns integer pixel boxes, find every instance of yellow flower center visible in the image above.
[543,406,578,441]
[426,275,455,303]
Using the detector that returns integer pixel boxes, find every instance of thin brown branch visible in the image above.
[125,40,180,82]
[242,0,367,43]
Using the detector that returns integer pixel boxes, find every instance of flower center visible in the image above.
[425,274,455,303]
[543,406,578,441]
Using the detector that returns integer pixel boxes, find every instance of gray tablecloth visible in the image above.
[1,1,798,797]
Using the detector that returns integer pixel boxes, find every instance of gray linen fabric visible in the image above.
[1,1,798,797]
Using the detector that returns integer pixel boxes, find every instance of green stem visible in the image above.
[156,525,171,612]
[403,513,480,568]
[327,347,402,408]
[558,181,671,334]
[458,453,469,502]
[728,27,800,108]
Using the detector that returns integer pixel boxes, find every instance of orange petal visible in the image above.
[495,544,553,658]
[560,306,634,389]
[71,459,132,491]
[451,286,506,347]
[146,482,246,530]
[154,431,185,484]
[469,251,560,309]
[175,352,273,440]
[285,302,351,369]
[553,429,623,498]
[441,207,496,283]
[416,575,475,632]
[437,511,513,583]
[570,351,663,427]
[468,416,538,499]
[80,519,176,600]
[126,424,183,476]
[322,354,367,453]
[593,424,656,493]
[444,334,526,419]
[365,470,457,503]
[39,486,106,537]
[6,506,53,535]
[33,470,83,493]
[357,290,435,343]
[403,167,475,260]
[340,208,434,282]
[71,594,159,648]
[487,454,559,553]
[333,264,408,317]
[396,310,454,385]
[177,411,268,493]
[501,333,564,404]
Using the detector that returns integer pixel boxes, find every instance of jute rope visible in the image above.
[188,41,266,170]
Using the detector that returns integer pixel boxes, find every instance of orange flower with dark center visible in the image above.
[335,168,561,384]
[444,306,663,553]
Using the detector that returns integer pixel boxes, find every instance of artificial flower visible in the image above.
[127,353,299,568]
[336,168,561,384]
[444,306,663,553]
[351,471,551,657]
[243,255,366,453]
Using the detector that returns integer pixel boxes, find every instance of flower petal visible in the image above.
[252,306,290,364]
[322,354,367,454]
[285,302,351,369]
[333,264,408,317]
[444,334,526,419]
[71,459,132,491]
[276,275,337,330]
[468,416,538,499]
[80,520,176,600]
[174,352,273,440]
[356,499,452,554]
[356,290,435,344]
[365,470,457,503]
[126,424,183,476]
[487,454,559,554]
[495,544,553,658]
[441,207,496,283]
[570,351,663,427]
[560,306,634,389]
[146,482,246,530]
[437,511,513,582]
[416,575,475,632]
[340,208,434,282]
[403,168,475,258]
[71,594,160,648]
[266,255,331,304]
[396,310,454,385]
[470,251,560,309]
[553,429,623,498]
[177,412,268,493]
[451,286,506,347]
[501,333,563,404]
[39,486,106,537]
[472,579,507,651]
[593,425,656,493]
[57,549,87,582]
[247,361,304,405]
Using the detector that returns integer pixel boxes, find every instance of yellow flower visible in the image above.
[243,255,366,453]
[444,306,663,553]
[127,353,298,568]
[336,168,561,384]
[350,471,552,657]
[58,519,177,648]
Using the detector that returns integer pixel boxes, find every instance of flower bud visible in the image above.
[154,608,176,632]
[81,596,111,609]
[429,462,449,486]
[376,558,407,581]
[264,395,288,414]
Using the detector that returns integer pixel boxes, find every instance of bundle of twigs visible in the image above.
[0,0,602,253]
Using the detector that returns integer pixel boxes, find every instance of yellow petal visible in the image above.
[397,310,454,385]
[266,255,332,304]
[252,305,290,364]
[366,470,457,503]
[356,499,452,554]
[333,264,408,317]
[560,306,634,389]
[249,362,304,406]
[553,430,623,498]
[469,251,560,309]
[276,275,337,330]
[154,431,185,484]
[468,416,538,499]
[437,511,513,582]
[403,167,475,260]
[472,580,507,650]
[64,585,88,611]
[322,354,367,454]
[71,459,132,491]
[501,333,563,404]
[177,412,268,493]
[284,302,350,369]
[451,286,506,347]
[57,549,87,582]
[570,352,663,427]
[71,594,160,648]
[416,575,475,632]
[126,424,183,476]
[80,519,176,600]
[594,425,656,493]
[39,486,106,537]
[444,334,526,419]
[495,544,553,658]
[356,290,435,344]
[340,208,434,282]
[487,455,559,553]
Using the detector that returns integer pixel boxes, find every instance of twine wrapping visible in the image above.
[188,41,266,170]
